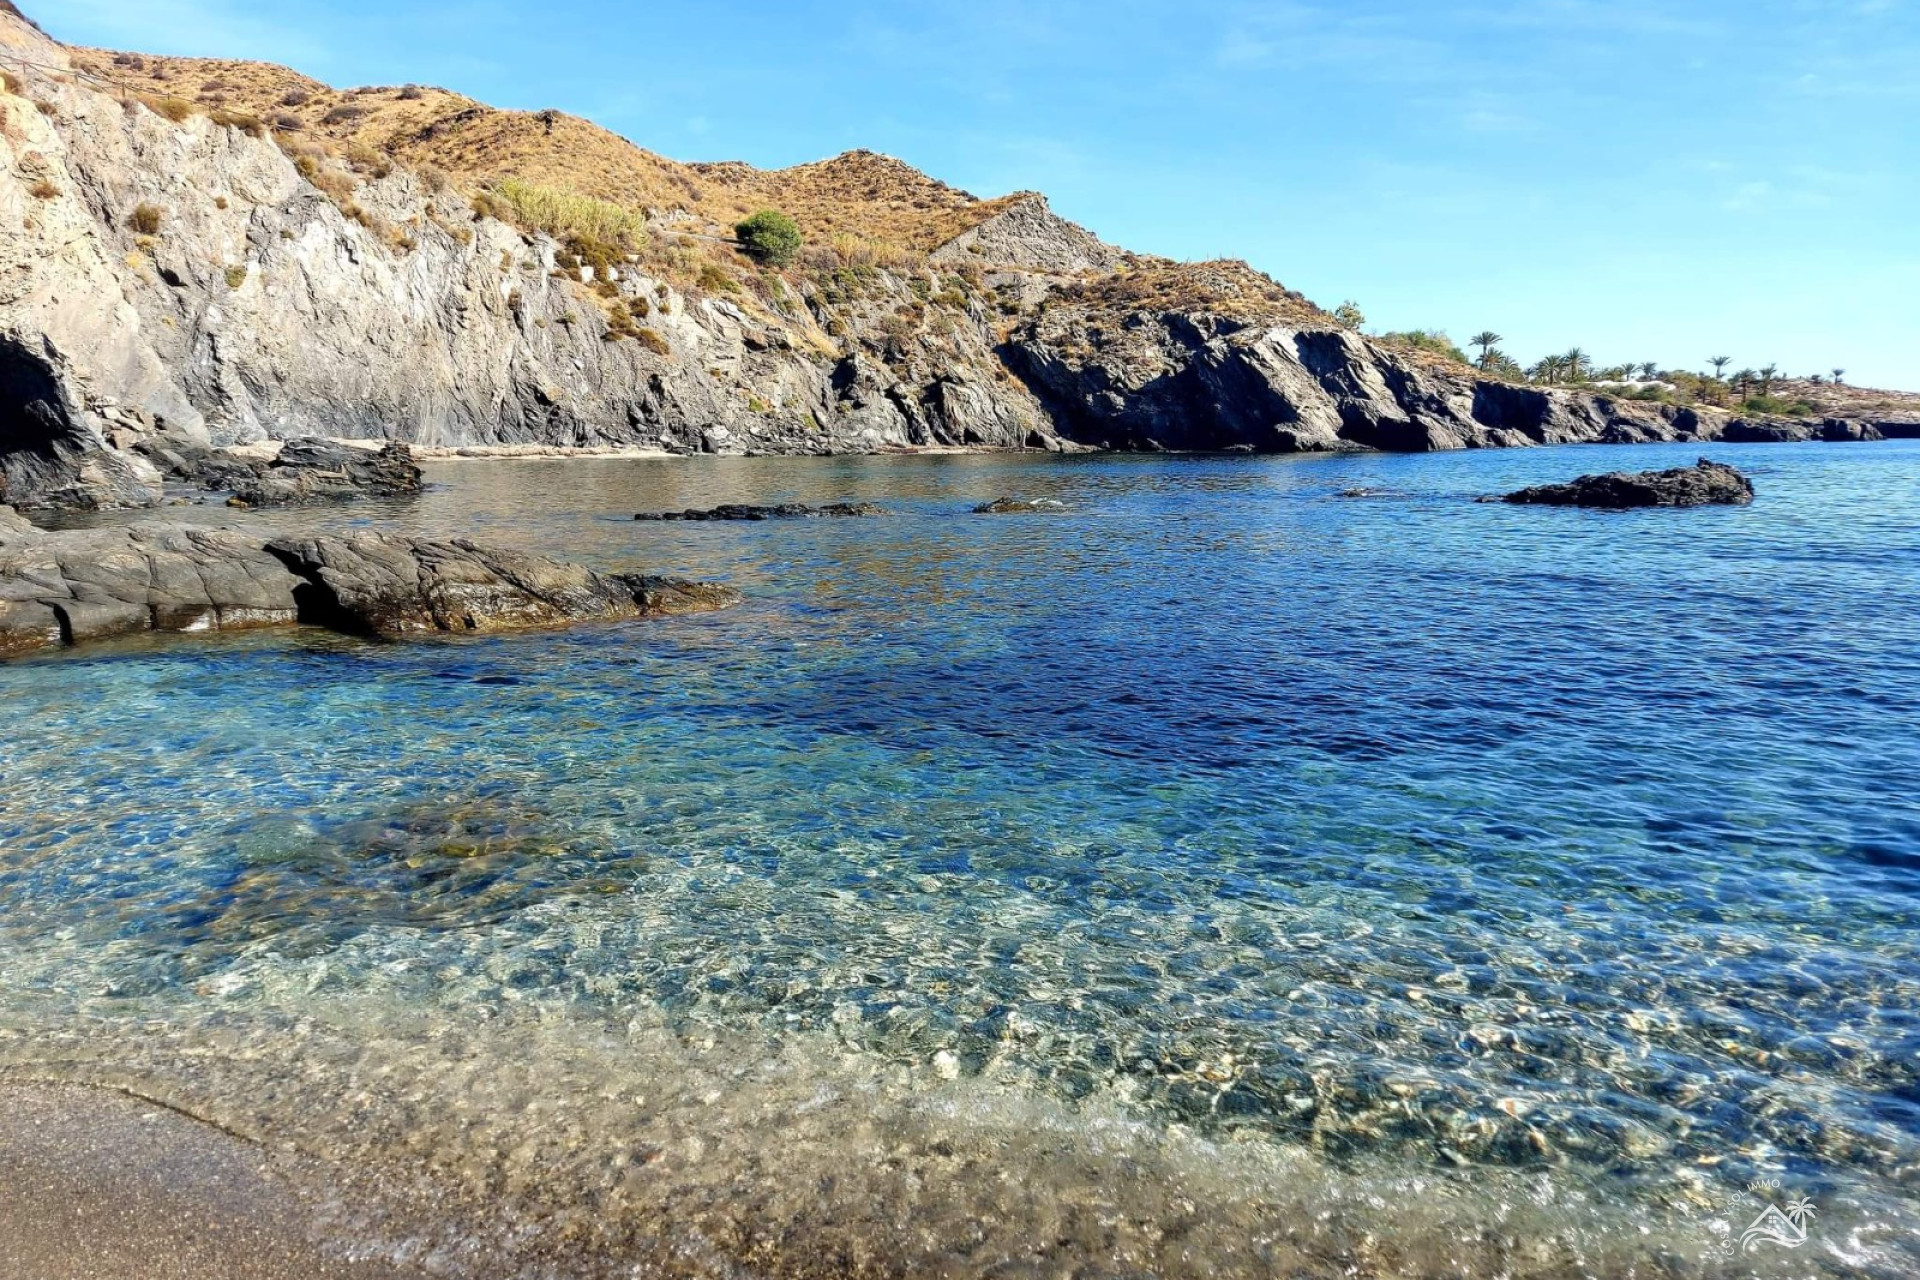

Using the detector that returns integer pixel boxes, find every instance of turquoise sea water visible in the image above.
[3,443,1918,1277]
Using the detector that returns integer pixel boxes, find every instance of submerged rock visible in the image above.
[634,502,888,521]
[1497,458,1755,509]
[1817,418,1886,443]
[973,497,1068,514]
[0,520,738,658]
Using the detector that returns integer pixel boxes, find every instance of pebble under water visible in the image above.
[3,443,1918,1278]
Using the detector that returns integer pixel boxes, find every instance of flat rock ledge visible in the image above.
[1495,458,1755,509]
[136,437,426,507]
[0,511,739,659]
[634,502,889,521]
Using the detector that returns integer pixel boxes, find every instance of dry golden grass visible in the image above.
[1060,259,1330,328]
[69,47,1010,254]
[1773,378,1920,420]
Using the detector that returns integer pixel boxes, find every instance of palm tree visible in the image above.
[1832,368,1845,384]
[1563,347,1590,382]
[1709,356,1732,380]
[1784,1197,1816,1228]
[1759,364,1779,397]
[1734,368,1757,398]
[1531,355,1564,384]
[1638,362,1659,381]
[1470,331,1503,370]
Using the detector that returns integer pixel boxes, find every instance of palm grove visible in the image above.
[1330,302,1844,416]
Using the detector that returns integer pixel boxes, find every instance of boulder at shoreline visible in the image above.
[1497,458,1755,509]
[0,514,738,658]
[138,438,425,507]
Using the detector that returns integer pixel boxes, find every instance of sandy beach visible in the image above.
[0,1083,417,1280]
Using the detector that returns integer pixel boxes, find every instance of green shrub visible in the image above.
[224,264,247,288]
[734,209,801,267]
[130,202,164,234]
[1742,395,1815,417]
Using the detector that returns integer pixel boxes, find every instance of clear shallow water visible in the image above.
[5,443,1920,1277]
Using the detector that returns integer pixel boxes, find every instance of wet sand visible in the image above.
[0,1082,421,1280]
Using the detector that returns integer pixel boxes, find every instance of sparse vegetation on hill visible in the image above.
[1058,259,1327,327]
[67,47,1017,263]
[1378,329,1469,365]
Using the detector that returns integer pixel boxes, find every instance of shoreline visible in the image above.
[0,1081,419,1280]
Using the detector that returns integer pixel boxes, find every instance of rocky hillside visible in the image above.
[0,4,1841,511]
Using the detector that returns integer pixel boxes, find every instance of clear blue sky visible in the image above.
[31,0,1920,389]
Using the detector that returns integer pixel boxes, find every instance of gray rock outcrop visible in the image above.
[0,512,738,657]
[1498,458,1755,509]
[138,437,424,505]
[930,194,1121,275]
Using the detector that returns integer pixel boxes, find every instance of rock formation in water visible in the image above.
[973,497,1068,514]
[137,437,425,506]
[1498,458,1755,509]
[0,5,1895,513]
[634,501,887,521]
[0,510,739,657]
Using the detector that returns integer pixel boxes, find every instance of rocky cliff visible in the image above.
[0,7,1745,510]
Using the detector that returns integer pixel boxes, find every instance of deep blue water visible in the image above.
[3,442,1918,1277]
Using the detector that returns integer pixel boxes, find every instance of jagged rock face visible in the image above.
[0,13,1048,507]
[930,195,1120,275]
[1005,307,1711,454]
[0,516,740,656]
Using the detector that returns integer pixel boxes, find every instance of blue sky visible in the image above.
[31,0,1920,388]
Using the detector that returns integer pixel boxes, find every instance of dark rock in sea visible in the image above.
[1875,420,1920,440]
[0,516,739,658]
[1817,418,1885,443]
[144,438,425,507]
[1497,458,1755,509]
[634,502,888,521]
[1720,418,1815,444]
[973,497,1068,514]
[1337,487,1385,498]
